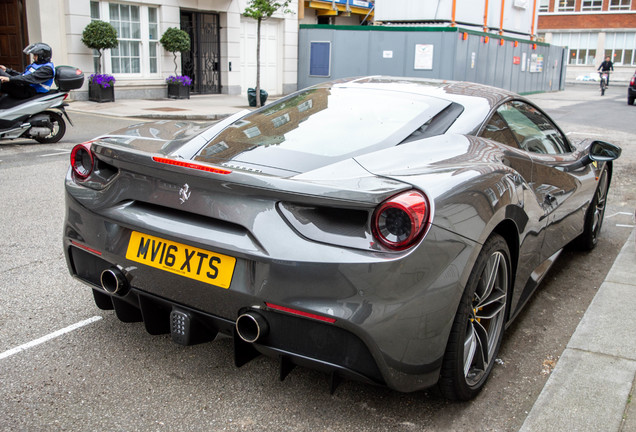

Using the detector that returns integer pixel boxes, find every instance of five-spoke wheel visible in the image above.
[440,233,510,401]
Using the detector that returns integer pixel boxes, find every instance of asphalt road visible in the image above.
[0,85,634,431]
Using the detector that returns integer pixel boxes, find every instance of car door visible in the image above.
[479,109,548,293]
[493,100,595,260]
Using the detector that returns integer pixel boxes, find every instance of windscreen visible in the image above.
[194,86,452,171]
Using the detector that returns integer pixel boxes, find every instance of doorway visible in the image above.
[180,11,221,94]
[0,0,28,70]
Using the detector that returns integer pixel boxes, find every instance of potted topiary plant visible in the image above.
[81,20,118,102]
[160,27,192,99]
[243,0,292,107]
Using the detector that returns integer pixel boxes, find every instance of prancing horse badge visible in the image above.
[179,183,191,204]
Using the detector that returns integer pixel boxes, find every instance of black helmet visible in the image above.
[23,42,52,64]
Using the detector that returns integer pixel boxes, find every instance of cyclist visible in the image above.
[597,56,614,87]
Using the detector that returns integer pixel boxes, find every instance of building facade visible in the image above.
[537,0,636,82]
[1,0,298,100]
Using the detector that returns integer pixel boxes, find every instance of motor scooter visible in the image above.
[0,66,84,143]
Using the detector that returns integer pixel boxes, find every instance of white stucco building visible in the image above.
[5,0,298,99]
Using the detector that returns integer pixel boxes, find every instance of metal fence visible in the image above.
[298,25,567,94]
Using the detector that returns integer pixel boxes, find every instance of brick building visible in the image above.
[537,0,636,82]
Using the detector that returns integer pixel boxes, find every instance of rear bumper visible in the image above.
[64,191,477,393]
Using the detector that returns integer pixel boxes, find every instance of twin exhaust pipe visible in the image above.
[101,267,269,343]
[100,267,129,295]
[236,311,269,343]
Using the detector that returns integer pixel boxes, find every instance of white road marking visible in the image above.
[616,224,635,228]
[607,212,634,218]
[566,132,603,136]
[0,316,102,360]
[38,151,70,157]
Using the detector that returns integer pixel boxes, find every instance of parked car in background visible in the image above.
[64,76,621,401]
[628,71,636,105]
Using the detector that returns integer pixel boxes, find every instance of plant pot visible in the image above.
[167,83,190,99]
[247,88,268,107]
[88,83,115,103]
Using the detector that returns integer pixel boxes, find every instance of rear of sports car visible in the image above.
[63,82,480,393]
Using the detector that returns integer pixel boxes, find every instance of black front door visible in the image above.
[180,11,221,94]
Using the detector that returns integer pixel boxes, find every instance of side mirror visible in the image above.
[589,140,621,161]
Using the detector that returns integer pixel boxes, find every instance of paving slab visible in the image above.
[568,281,636,361]
[519,349,636,432]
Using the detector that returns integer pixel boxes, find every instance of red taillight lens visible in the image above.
[265,303,336,323]
[70,141,95,180]
[372,190,430,250]
[153,156,232,174]
[631,76,635,86]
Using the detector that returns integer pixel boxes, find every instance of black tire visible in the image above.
[601,86,605,96]
[628,95,635,105]
[439,233,511,401]
[574,165,609,251]
[33,111,66,143]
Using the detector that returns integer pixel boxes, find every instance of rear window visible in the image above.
[195,86,452,163]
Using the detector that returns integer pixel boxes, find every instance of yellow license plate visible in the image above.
[125,231,236,289]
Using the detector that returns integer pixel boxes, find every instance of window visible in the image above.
[148,7,159,74]
[552,32,598,65]
[90,1,101,73]
[480,112,519,149]
[605,32,636,66]
[539,0,549,12]
[310,42,331,77]
[581,0,603,10]
[90,2,161,77]
[557,0,575,12]
[495,101,570,155]
[110,4,141,73]
[609,0,631,10]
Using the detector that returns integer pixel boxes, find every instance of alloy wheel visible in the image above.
[463,250,508,387]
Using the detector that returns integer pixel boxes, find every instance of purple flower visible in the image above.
[89,74,116,88]
[166,75,192,86]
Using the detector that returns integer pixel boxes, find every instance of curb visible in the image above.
[520,229,636,432]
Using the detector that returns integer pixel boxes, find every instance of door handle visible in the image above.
[544,194,557,205]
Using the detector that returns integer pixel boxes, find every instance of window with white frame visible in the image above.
[557,0,575,12]
[90,1,101,73]
[551,32,598,65]
[89,1,160,77]
[609,0,631,10]
[604,32,636,66]
[581,0,603,11]
[539,0,549,12]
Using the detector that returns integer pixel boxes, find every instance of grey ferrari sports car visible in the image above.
[64,76,621,400]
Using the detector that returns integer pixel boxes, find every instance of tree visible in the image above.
[243,0,292,107]
[159,27,191,76]
[81,20,118,74]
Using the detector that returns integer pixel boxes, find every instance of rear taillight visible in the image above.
[631,76,635,86]
[372,190,430,250]
[70,141,95,180]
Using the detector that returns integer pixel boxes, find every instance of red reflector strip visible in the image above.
[266,302,336,323]
[70,240,102,256]
[152,156,232,174]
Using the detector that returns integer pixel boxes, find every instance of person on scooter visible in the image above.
[0,43,55,100]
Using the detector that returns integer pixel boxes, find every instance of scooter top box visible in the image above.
[55,66,84,91]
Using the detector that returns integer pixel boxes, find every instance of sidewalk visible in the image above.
[66,93,250,120]
[520,229,636,432]
[66,93,636,431]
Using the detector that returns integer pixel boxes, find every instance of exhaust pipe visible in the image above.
[100,267,129,295]
[236,311,269,343]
